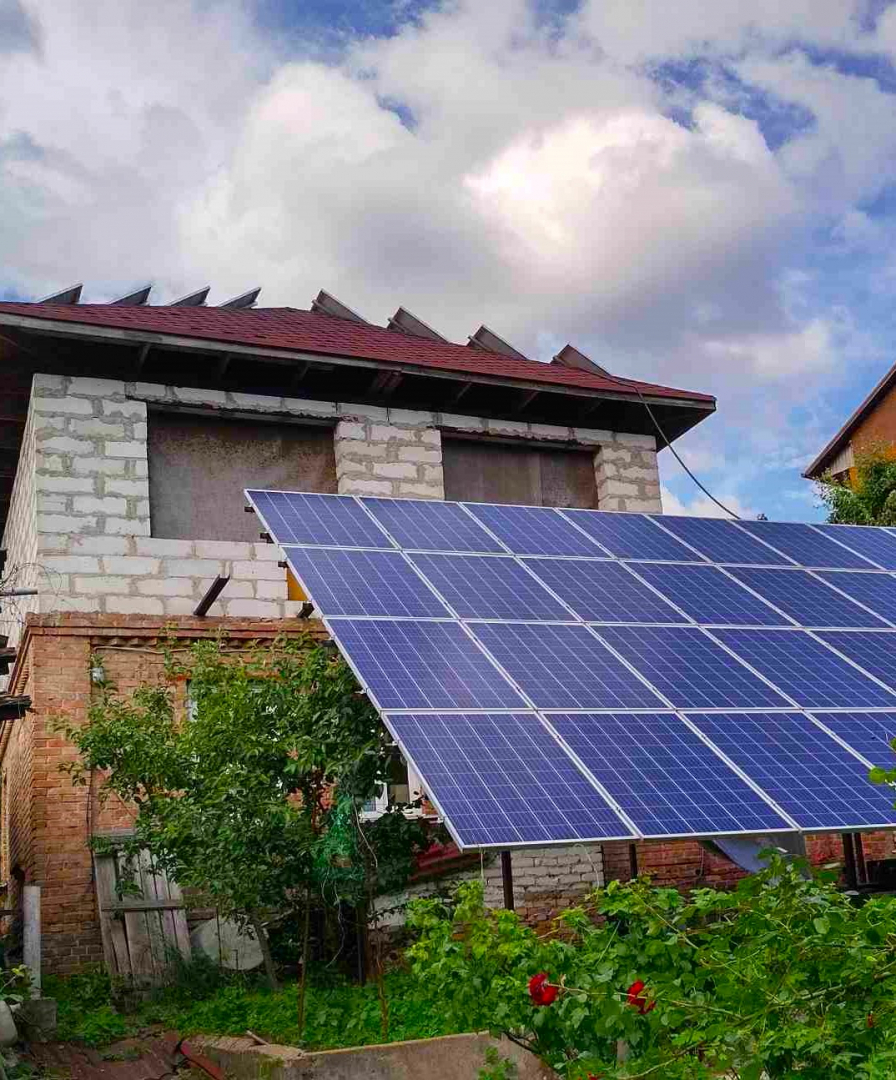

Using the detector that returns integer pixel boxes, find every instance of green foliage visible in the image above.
[408,859,896,1078]
[817,447,896,525]
[45,965,460,1050]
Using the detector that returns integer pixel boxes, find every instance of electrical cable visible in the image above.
[593,367,741,519]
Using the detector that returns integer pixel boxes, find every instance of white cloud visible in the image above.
[660,485,758,519]
[1,0,895,519]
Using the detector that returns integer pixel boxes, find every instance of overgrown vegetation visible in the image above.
[817,446,896,524]
[408,856,896,1079]
[45,963,460,1050]
[56,635,433,1029]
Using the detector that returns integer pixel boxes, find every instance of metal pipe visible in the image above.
[501,851,515,911]
[0,589,38,597]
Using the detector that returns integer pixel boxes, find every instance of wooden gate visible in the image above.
[93,845,190,987]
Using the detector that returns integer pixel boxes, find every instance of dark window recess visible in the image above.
[148,411,337,541]
[442,437,598,508]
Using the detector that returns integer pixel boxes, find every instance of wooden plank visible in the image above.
[119,851,155,985]
[99,899,186,913]
[138,850,168,979]
[167,875,191,961]
[93,854,132,980]
[144,853,178,967]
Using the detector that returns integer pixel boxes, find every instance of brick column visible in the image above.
[334,407,444,499]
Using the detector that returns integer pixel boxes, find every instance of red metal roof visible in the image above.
[0,303,713,403]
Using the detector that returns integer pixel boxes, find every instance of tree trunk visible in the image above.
[297,896,312,1039]
[249,912,279,992]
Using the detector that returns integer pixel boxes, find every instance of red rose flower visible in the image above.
[868,1012,876,1028]
[528,972,558,1006]
[626,979,656,1015]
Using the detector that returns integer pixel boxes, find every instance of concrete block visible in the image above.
[37,475,95,494]
[530,423,573,441]
[613,432,656,449]
[70,457,127,475]
[229,392,283,411]
[32,397,94,416]
[38,495,68,513]
[231,560,284,580]
[334,440,388,459]
[223,599,281,617]
[101,556,161,575]
[438,413,485,432]
[251,543,283,561]
[38,455,66,473]
[333,421,366,440]
[73,496,128,515]
[282,396,337,416]
[137,578,196,597]
[72,576,132,594]
[132,422,147,440]
[194,540,253,560]
[70,535,131,556]
[102,400,146,418]
[104,440,146,458]
[338,478,392,496]
[338,402,389,420]
[105,478,150,497]
[163,597,202,615]
[68,418,126,438]
[486,419,529,437]
[397,446,441,464]
[104,596,164,615]
[600,479,641,497]
[173,386,227,406]
[32,374,65,392]
[39,436,94,454]
[165,558,224,578]
[375,462,417,479]
[419,429,442,447]
[573,428,613,445]
[397,483,443,498]
[37,514,97,534]
[388,407,435,426]
[256,579,288,600]
[371,424,417,444]
[59,596,102,614]
[104,517,151,535]
[68,376,126,397]
[132,382,168,400]
[42,556,102,574]
[136,537,193,557]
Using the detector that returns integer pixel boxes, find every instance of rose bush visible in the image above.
[407,855,896,1079]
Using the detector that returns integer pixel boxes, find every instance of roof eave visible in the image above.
[0,310,716,415]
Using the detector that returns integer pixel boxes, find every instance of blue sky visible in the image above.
[3,0,896,521]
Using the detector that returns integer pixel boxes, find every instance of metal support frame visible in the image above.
[854,833,868,885]
[842,833,858,889]
[501,850,515,911]
[193,576,229,617]
[628,843,639,880]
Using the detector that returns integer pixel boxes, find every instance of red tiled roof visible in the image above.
[0,303,713,404]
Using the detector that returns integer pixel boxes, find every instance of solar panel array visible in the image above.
[247,489,896,850]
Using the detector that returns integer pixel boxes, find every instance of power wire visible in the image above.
[595,368,741,520]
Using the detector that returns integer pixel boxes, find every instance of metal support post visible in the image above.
[842,833,858,889]
[501,851,515,911]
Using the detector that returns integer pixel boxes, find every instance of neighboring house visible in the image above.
[0,284,731,974]
[804,356,896,483]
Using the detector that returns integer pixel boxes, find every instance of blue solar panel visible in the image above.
[462,504,603,556]
[734,520,876,570]
[813,524,896,570]
[810,713,896,770]
[470,623,665,710]
[595,626,790,709]
[547,713,792,836]
[633,564,787,626]
[726,568,888,629]
[331,620,526,710]
[408,554,572,620]
[816,572,896,624]
[649,515,792,566]
[562,510,706,561]
[386,713,633,847]
[712,629,896,708]
[522,558,688,623]
[247,490,392,549]
[361,498,503,552]
[687,713,896,829]
[282,548,450,618]
[816,631,896,695]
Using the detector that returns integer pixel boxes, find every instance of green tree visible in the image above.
[816,446,896,525]
[408,858,896,1079]
[58,634,429,1003]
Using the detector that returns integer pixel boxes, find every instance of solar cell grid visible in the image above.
[632,564,788,626]
[712,629,896,708]
[810,712,896,770]
[595,626,790,709]
[522,558,687,623]
[688,713,896,829]
[816,631,896,695]
[470,623,666,710]
[649,515,792,566]
[462,503,604,556]
[331,620,526,710]
[813,524,896,570]
[562,510,706,562]
[386,713,634,847]
[247,490,391,549]
[734,520,876,570]
[816,572,896,624]
[547,713,792,836]
[362,497,503,552]
[726,567,888,629]
[282,548,450,618]
[408,553,572,620]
